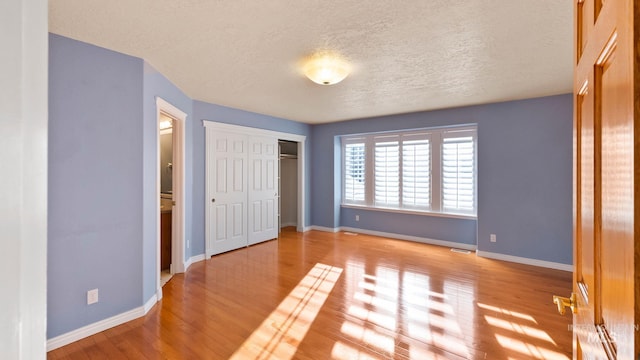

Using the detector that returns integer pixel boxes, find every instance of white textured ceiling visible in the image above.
[49,1,572,124]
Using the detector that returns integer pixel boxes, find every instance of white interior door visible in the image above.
[206,129,248,256]
[248,136,279,245]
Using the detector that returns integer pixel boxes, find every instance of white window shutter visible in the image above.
[344,142,366,203]
[402,138,431,209]
[374,137,400,206]
[442,131,475,214]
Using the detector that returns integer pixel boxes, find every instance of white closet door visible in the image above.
[248,136,279,245]
[206,129,248,256]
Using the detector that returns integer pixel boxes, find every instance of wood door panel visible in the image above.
[599,38,635,357]
[574,76,606,359]
[576,0,591,61]
[577,79,596,314]
[573,0,638,358]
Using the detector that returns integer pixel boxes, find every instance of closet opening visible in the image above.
[278,140,298,232]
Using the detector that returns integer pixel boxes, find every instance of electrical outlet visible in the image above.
[490,234,496,243]
[186,239,190,249]
[87,289,99,305]
[355,215,360,221]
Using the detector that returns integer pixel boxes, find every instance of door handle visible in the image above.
[211,198,215,203]
[553,293,577,315]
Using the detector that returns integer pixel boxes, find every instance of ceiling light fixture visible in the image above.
[302,52,350,86]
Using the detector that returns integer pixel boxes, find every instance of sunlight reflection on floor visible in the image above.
[478,302,570,360]
[496,333,569,360]
[333,266,472,359]
[229,263,343,360]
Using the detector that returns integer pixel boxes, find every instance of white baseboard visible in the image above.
[308,225,339,233]
[144,293,158,313]
[477,250,573,272]
[301,225,312,232]
[311,225,571,272]
[339,226,477,251]
[47,305,146,351]
[185,253,206,271]
[280,221,297,228]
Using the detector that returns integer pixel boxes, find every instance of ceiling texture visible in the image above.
[49,1,573,124]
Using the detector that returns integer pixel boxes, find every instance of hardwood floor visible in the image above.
[48,228,572,359]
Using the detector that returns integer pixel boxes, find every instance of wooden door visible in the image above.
[569,0,638,358]
[206,128,248,256]
[248,135,279,245]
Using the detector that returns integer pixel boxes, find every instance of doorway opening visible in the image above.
[155,97,186,300]
[159,115,173,286]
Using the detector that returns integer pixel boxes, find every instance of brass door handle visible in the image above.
[553,293,577,315]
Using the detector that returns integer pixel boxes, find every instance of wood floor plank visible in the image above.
[48,229,572,359]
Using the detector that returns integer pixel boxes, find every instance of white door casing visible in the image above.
[155,97,186,301]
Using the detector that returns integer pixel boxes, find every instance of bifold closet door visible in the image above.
[206,127,279,256]
[206,129,248,256]
[248,136,278,245]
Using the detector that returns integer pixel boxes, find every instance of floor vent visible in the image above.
[450,248,471,254]
[343,232,358,236]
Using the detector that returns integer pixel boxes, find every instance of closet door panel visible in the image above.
[206,129,248,256]
[248,136,279,245]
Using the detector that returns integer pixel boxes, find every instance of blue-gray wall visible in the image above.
[311,94,573,265]
[48,34,144,338]
[191,101,312,256]
[48,34,196,337]
[141,62,193,303]
[476,96,572,264]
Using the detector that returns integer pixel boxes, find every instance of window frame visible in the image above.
[341,125,477,218]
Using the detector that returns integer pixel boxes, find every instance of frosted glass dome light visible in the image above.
[302,52,350,85]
